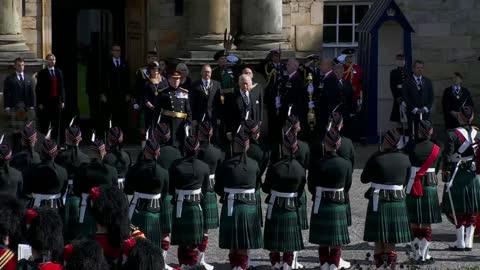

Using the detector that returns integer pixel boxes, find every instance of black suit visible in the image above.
[225,88,262,134]
[337,79,355,138]
[312,71,337,139]
[103,58,130,132]
[190,79,222,123]
[36,68,65,138]
[279,72,307,130]
[4,72,34,110]
[442,86,474,129]
[389,67,407,122]
[402,74,434,136]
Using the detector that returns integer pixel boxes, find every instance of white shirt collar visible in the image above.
[16,72,24,77]
[113,57,120,63]
[202,79,210,85]
[414,75,422,81]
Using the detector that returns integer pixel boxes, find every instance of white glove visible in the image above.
[400,101,407,108]
[133,103,140,110]
[422,107,429,113]
[412,107,419,114]
[307,84,314,94]
[275,96,281,109]
[357,99,362,107]
[308,101,315,109]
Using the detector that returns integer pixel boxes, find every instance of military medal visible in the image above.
[456,95,460,99]
[154,91,158,96]
[319,82,324,89]
[286,82,292,88]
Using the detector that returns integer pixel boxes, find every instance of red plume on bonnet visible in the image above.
[25,209,37,225]
[89,187,101,202]
[122,238,136,256]
[63,244,74,261]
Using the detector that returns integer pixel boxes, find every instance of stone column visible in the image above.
[185,0,231,51]
[0,0,32,58]
[238,0,286,50]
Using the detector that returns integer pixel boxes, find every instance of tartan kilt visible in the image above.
[171,203,204,246]
[309,202,350,246]
[202,191,219,230]
[256,190,264,227]
[8,109,34,131]
[363,200,412,244]
[264,200,304,252]
[298,191,309,230]
[131,207,162,247]
[406,185,442,224]
[78,207,96,238]
[346,194,352,227]
[219,201,263,250]
[442,169,480,215]
[161,194,173,234]
[64,196,80,242]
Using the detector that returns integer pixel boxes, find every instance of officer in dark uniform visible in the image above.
[24,138,67,210]
[263,132,305,270]
[389,54,407,124]
[125,138,168,250]
[143,61,169,133]
[74,137,118,237]
[441,72,474,130]
[55,124,89,241]
[404,120,441,264]
[0,142,23,197]
[299,54,321,87]
[104,126,132,191]
[215,130,263,270]
[361,129,412,269]
[196,120,223,270]
[10,123,40,177]
[157,71,192,147]
[169,135,210,269]
[308,129,351,270]
[0,194,24,270]
[135,50,158,99]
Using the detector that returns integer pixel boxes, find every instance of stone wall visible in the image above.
[22,0,44,58]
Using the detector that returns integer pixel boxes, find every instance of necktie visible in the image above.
[115,60,119,68]
[417,78,422,88]
[204,81,208,88]
[19,74,23,81]
[243,92,250,105]
[50,70,55,77]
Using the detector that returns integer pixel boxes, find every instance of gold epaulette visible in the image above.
[252,83,258,89]
[178,87,188,93]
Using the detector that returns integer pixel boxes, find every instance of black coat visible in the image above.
[3,72,34,108]
[190,79,222,123]
[279,72,307,125]
[402,75,434,119]
[0,165,23,197]
[35,68,66,105]
[389,67,407,122]
[225,88,263,134]
[441,86,474,130]
[103,58,131,98]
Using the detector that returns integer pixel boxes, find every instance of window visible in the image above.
[323,2,372,59]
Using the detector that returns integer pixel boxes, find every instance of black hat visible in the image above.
[324,129,341,149]
[184,135,200,156]
[341,48,356,55]
[0,194,25,249]
[418,120,434,138]
[459,105,474,123]
[214,50,227,61]
[21,123,37,143]
[243,119,260,136]
[329,112,344,129]
[66,126,82,145]
[306,54,320,61]
[147,61,160,71]
[40,139,58,159]
[233,131,250,152]
[269,48,281,55]
[25,208,64,262]
[198,121,213,141]
[0,143,12,162]
[147,50,157,56]
[154,123,171,144]
[64,239,109,270]
[285,115,301,134]
[108,127,124,145]
[144,138,160,157]
[384,128,401,148]
[90,136,106,153]
[122,238,164,270]
[90,185,130,249]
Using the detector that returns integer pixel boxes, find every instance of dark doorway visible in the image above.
[52,0,126,133]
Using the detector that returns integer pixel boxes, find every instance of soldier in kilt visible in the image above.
[215,130,263,270]
[404,120,441,264]
[441,106,480,252]
[169,135,210,268]
[197,120,223,270]
[55,124,89,242]
[89,185,131,268]
[125,138,168,250]
[0,194,25,270]
[263,132,305,270]
[73,138,118,237]
[105,126,132,191]
[24,138,67,211]
[361,129,412,269]
[308,129,351,270]
[18,208,64,269]
[10,123,41,178]
[0,141,23,197]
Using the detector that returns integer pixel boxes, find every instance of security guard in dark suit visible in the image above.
[0,142,23,197]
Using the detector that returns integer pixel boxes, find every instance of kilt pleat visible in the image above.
[309,202,350,246]
[346,199,352,227]
[131,209,162,247]
[264,202,304,252]
[219,201,263,250]
[406,185,442,224]
[299,191,309,230]
[202,191,219,230]
[442,169,480,215]
[64,196,80,242]
[171,203,204,246]
[363,200,412,244]
[256,190,264,227]
[78,208,96,238]
[161,194,173,234]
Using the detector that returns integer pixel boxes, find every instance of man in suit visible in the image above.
[402,60,434,138]
[242,67,263,123]
[442,72,474,130]
[4,57,35,152]
[36,54,65,142]
[312,58,337,140]
[102,44,131,134]
[333,64,355,139]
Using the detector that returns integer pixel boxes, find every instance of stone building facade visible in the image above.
[0,0,478,130]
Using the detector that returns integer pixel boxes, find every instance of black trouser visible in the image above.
[407,112,430,139]
[39,97,61,142]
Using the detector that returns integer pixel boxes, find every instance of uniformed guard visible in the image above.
[441,72,474,130]
[362,129,412,269]
[74,136,118,237]
[197,120,223,270]
[63,239,110,270]
[89,185,130,267]
[17,208,64,270]
[0,140,23,197]
[341,49,363,114]
[125,137,168,249]
[0,194,25,270]
[55,124,89,241]
[135,50,159,99]
[169,135,210,269]
[389,54,407,125]
[121,237,165,270]
[215,130,263,270]
[263,132,305,270]
[24,136,67,211]
[404,120,441,264]
[105,126,132,191]
[308,129,351,270]
[142,61,169,136]
[10,123,40,177]
[442,106,480,252]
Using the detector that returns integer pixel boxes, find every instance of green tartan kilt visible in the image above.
[64,196,80,242]
[161,195,173,234]
[171,203,204,246]
[309,202,350,246]
[442,169,480,215]
[406,185,442,224]
[202,191,219,230]
[299,191,309,230]
[256,190,264,227]
[264,202,304,252]
[219,201,263,250]
[131,208,162,247]
[78,207,96,238]
[363,200,412,244]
